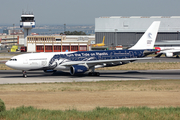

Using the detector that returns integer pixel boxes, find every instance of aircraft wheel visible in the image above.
[88,72,100,76]
[24,74,27,78]
[22,70,27,78]
[88,72,92,76]
[96,72,100,76]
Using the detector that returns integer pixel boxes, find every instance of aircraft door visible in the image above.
[41,60,48,67]
[23,57,28,64]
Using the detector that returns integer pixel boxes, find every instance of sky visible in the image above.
[0,0,180,25]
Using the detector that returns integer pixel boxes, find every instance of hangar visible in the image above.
[95,16,180,48]
[26,35,94,52]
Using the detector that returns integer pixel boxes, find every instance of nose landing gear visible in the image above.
[22,70,27,78]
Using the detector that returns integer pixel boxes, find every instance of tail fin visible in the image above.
[129,21,160,50]
[102,36,105,43]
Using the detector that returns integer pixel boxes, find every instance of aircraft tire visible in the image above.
[23,74,27,78]
[88,72,100,76]
[88,72,92,76]
[96,72,100,76]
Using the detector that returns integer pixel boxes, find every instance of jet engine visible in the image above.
[70,65,88,75]
[165,52,173,57]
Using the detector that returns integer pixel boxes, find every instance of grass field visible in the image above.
[0,64,13,70]
[98,62,180,70]
[0,80,180,119]
[0,106,180,120]
[0,58,9,60]
[0,80,180,111]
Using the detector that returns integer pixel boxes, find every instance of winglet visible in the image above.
[129,21,161,50]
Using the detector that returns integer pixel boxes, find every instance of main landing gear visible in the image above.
[22,70,27,78]
[88,72,100,76]
[88,67,100,76]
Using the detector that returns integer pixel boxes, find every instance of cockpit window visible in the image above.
[9,59,17,61]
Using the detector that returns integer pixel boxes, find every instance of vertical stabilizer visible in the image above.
[102,36,105,43]
[129,21,160,50]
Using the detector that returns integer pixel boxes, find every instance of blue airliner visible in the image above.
[6,21,160,77]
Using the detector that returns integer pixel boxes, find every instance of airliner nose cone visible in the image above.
[5,61,16,69]
[5,61,10,67]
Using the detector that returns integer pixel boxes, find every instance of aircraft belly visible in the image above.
[15,64,33,70]
[55,65,69,70]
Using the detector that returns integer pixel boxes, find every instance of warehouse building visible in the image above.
[95,16,180,48]
[27,35,94,52]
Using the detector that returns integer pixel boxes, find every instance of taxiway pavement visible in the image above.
[0,69,180,84]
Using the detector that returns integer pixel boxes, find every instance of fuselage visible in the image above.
[6,49,156,71]
[155,47,180,57]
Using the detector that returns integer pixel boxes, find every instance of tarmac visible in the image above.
[0,69,180,84]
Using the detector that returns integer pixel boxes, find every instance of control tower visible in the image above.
[20,11,35,46]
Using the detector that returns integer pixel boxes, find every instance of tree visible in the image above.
[60,31,86,35]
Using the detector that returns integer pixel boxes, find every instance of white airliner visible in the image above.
[6,21,160,77]
[155,47,180,58]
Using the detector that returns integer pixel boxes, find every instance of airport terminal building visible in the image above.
[95,16,180,48]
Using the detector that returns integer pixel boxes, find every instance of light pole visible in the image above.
[49,29,52,35]
[115,29,118,47]
[13,24,15,45]
[64,24,66,34]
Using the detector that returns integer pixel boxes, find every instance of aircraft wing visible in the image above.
[60,57,152,66]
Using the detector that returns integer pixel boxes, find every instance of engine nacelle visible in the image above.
[165,52,173,57]
[70,65,88,75]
